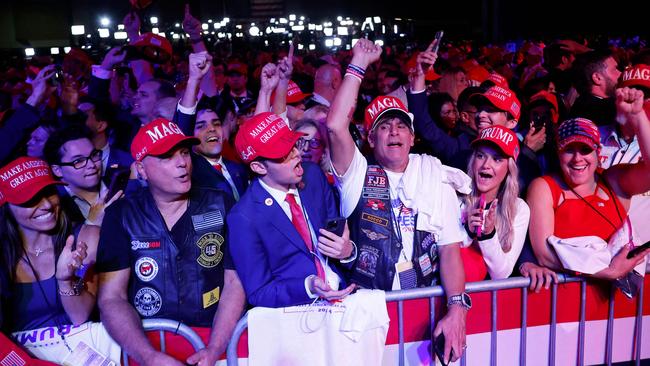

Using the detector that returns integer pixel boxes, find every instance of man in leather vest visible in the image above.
[327,39,470,364]
[95,118,245,366]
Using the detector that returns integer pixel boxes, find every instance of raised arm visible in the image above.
[326,39,381,175]
[254,63,279,115]
[606,87,650,198]
[182,4,219,97]
[273,43,294,117]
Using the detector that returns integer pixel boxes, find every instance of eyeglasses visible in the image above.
[296,137,323,150]
[58,149,103,170]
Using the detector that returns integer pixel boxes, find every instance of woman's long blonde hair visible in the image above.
[463,154,520,252]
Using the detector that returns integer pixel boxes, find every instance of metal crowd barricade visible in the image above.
[122,318,206,366]
[226,272,648,366]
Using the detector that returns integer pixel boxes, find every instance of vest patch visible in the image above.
[361,212,389,227]
[135,257,159,282]
[130,239,161,251]
[202,286,221,308]
[192,210,224,232]
[361,228,388,240]
[357,245,380,278]
[365,199,387,211]
[196,232,224,268]
[134,287,162,316]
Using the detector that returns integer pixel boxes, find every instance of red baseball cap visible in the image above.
[271,81,311,105]
[235,112,305,163]
[620,64,650,90]
[0,157,65,205]
[131,118,199,161]
[486,73,509,88]
[470,86,521,121]
[132,33,172,64]
[364,95,414,133]
[404,54,441,81]
[557,118,601,151]
[466,65,490,84]
[471,125,520,160]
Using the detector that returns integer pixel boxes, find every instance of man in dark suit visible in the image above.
[176,51,249,201]
[227,112,356,308]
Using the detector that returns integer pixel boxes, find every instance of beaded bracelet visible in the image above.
[344,72,363,83]
[347,63,366,75]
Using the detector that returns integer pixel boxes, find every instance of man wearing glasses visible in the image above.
[227,112,356,307]
[43,126,121,225]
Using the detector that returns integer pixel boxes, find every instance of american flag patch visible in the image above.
[192,210,224,232]
[1,351,26,366]
[398,267,418,289]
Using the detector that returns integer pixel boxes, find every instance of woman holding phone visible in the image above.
[0,157,120,363]
[459,126,530,281]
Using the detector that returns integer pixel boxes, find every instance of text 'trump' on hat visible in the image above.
[471,125,520,160]
[131,118,199,161]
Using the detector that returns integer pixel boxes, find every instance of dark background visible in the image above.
[1,0,648,49]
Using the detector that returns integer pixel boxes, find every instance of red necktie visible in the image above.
[285,193,326,281]
[213,163,223,173]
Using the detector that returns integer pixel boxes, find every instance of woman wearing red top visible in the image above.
[527,88,650,280]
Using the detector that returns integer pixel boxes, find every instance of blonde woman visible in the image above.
[459,126,530,281]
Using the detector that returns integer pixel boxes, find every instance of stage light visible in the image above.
[150,16,158,24]
[98,28,110,38]
[100,17,110,27]
[71,25,85,35]
[50,47,59,55]
[25,48,35,56]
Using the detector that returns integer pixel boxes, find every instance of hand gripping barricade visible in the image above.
[226,271,650,366]
[121,318,205,365]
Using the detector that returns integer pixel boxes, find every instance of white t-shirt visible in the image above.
[334,148,465,290]
[459,198,530,279]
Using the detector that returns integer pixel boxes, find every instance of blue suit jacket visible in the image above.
[175,108,249,200]
[103,146,134,186]
[227,163,340,308]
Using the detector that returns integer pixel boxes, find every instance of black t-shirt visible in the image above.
[95,199,233,274]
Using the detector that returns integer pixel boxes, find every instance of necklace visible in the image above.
[34,247,44,256]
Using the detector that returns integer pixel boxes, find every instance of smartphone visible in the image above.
[121,45,142,62]
[433,333,448,366]
[105,168,130,203]
[431,30,444,54]
[326,217,346,237]
[47,67,64,87]
[627,240,650,259]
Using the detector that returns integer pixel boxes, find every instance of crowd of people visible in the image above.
[1,6,649,366]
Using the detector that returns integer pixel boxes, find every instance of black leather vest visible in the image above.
[121,187,227,326]
[348,164,439,290]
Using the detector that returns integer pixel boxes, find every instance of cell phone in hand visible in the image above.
[326,217,346,237]
[627,240,650,259]
[47,67,64,87]
[105,168,130,203]
[431,30,444,54]
[433,333,448,366]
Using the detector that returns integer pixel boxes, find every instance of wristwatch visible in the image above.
[447,292,472,310]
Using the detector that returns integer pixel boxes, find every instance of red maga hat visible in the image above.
[364,95,414,133]
[235,112,305,163]
[470,86,521,121]
[131,118,199,161]
[0,157,64,205]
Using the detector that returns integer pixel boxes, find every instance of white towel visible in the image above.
[339,289,390,342]
[396,154,472,233]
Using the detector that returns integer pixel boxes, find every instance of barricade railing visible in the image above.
[226,272,648,366]
[122,318,206,366]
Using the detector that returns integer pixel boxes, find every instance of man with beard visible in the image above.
[227,112,356,307]
[570,49,622,126]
